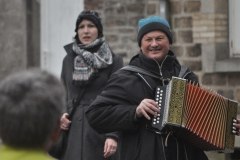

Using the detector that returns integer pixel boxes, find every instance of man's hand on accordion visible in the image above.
[136,99,160,120]
[234,119,240,136]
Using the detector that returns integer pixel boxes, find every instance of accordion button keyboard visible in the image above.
[152,86,166,129]
[151,85,168,131]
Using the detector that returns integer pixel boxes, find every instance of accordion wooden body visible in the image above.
[152,77,238,153]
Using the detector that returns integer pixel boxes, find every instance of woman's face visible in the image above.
[77,19,98,45]
[140,30,171,63]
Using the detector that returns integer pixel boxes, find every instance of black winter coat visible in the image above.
[60,42,123,160]
[86,51,209,160]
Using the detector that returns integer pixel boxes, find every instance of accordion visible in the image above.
[152,77,238,153]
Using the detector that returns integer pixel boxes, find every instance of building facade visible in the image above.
[0,0,240,159]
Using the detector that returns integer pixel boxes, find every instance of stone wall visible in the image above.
[0,0,239,159]
[84,0,240,159]
[84,0,240,107]
[0,0,27,80]
[0,0,40,81]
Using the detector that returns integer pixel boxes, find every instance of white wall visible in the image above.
[41,0,83,77]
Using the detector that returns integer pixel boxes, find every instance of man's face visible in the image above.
[140,30,171,63]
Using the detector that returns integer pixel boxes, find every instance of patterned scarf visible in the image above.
[72,37,113,85]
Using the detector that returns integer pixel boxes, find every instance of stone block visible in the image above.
[116,52,127,58]
[0,0,27,81]
[105,2,125,15]
[84,0,103,10]
[201,0,214,13]
[215,43,229,60]
[118,28,135,34]
[217,89,234,100]
[105,17,127,26]
[126,3,145,14]
[84,0,103,9]
[184,1,201,13]
[0,0,24,13]
[202,73,227,86]
[125,0,145,2]
[121,36,132,44]
[237,89,240,103]
[172,31,176,44]
[178,30,193,43]
[215,0,228,14]
[147,3,157,15]
[228,73,240,86]
[105,35,119,42]
[193,26,209,33]
[170,46,183,57]
[129,16,145,27]
[182,60,202,71]
[175,17,192,28]
[186,44,201,57]
[170,1,181,14]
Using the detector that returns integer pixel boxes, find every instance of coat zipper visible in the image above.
[153,56,168,86]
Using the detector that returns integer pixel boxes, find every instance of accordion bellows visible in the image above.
[152,77,238,153]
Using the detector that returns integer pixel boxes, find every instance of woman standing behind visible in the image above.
[59,10,123,160]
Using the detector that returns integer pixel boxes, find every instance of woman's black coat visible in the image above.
[86,50,209,160]
[60,42,123,160]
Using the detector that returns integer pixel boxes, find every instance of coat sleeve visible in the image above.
[104,54,123,140]
[108,47,124,75]
[111,54,123,74]
[86,72,140,134]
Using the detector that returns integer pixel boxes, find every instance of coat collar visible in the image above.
[130,50,178,75]
[64,42,75,56]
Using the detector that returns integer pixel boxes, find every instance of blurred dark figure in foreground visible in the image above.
[0,69,66,160]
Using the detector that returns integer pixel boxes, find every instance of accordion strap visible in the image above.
[68,87,86,120]
[120,65,188,79]
[178,66,188,78]
[120,65,169,81]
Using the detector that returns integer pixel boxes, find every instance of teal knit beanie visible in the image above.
[137,16,172,47]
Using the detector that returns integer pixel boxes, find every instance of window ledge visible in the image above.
[214,59,240,72]
[202,44,240,73]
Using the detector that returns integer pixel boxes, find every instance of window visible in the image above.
[229,0,240,58]
[201,0,240,73]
